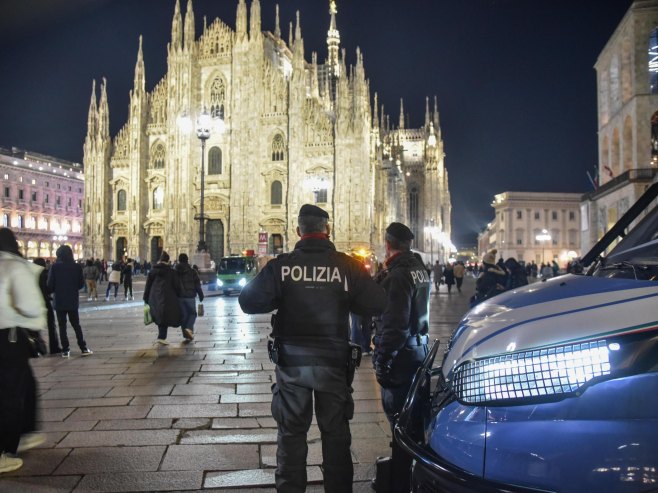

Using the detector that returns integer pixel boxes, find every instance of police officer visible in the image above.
[372,222,430,492]
[238,204,386,493]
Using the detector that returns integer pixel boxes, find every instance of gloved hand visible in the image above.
[375,360,394,388]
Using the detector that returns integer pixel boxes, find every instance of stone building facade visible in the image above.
[82,0,451,263]
[0,147,84,259]
[478,192,582,266]
[582,0,658,252]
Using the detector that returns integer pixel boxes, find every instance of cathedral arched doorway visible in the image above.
[206,220,224,261]
[150,236,163,263]
[115,237,127,262]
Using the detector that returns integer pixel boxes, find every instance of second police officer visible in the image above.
[372,222,431,493]
[238,204,387,493]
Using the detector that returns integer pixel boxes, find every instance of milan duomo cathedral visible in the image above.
[82,0,451,264]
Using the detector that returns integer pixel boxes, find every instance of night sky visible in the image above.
[0,0,634,247]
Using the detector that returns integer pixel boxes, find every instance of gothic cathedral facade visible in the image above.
[83,0,451,263]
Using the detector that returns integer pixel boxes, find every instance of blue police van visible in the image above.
[396,183,658,493]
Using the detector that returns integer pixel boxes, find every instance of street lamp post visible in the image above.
[535,229,552,264]
[195,109,211,253]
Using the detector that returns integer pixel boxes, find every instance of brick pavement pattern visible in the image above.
[0,276,474,492]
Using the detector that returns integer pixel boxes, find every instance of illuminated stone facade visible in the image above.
[83,0,451,263]
[583,0,658,252]
[0,147,84,259]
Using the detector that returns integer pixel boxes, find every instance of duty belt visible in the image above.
[406,334,429,347]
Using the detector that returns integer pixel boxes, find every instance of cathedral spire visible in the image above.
[327,0,340,78]
[399,98,404,129]
[133,36,145,94]
[433,95,440,128]
[288,21,293,48]
[171,0,182,51]
[250,0,262,40]
[373,92,379,129]
[274,4,281,38]
[236,0,247,39]
[98,77,110,140]
[424,96,430,128]
[87,79,98,137]
[183,0,195,51]
[293,11,304,66]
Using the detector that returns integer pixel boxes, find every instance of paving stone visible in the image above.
[354,399,386,413]
[220,393,272,403]
[237,383,273,394]
[40,387,112,400]
[238,402,272,417]
[211,417,260,429]
[201,363,263,372]
[261,442,324,467]
[349,436,392,464]
[180,429,277,445]
[39,420,98,432]
[66,405,151,421]
[160,444,259,471]
[172,418,211,430]
[55,446,166,474]
[40,397,131,409]
[189,374,271,384]
[129,395,219,406]
[147,404,237,419]
[106,385,174,397]
[57,429,178,448]
[129,377,190,386]
[204,466,322,489]
[256,417,278,428]
[350,422,389,438]
[1,448,71,477]
[73,471,202,492]
[170,383,234,395]
[94,418,173,430]
[0,474,81,492]
[40,407,75,422]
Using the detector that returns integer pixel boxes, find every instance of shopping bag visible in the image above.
[197,302,204,317]
[144,304,153,325]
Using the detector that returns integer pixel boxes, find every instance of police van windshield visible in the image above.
[607,202,658,265]
[218,257,255,274]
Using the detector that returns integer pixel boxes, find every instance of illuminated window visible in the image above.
[650,28,658,94]
[117,190,127,211]
[153,187,164,210]
[208,147,222,175]
[272,134,286,161]
[17,215,23,228]
[271,180,282,205]
[210,77,226,119]
[2,214,7,227]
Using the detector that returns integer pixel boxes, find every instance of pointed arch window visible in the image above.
[153,187,164,211]
[271,180,282,205]
[272,134,286,161]
[649,28,658,94]
[210,77,225,119]
[151,143,165,169]
[208,147,222,175]
[117,190,127,211]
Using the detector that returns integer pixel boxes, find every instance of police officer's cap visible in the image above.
[386,222,414,241]
[299,204,329,219]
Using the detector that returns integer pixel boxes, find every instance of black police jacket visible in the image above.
[238,236,387,365]
[373,251,430,364]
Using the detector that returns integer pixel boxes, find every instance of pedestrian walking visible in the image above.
[432,260,442,292]
[99,259,108,282]
[238,204,387,493]
[33,257,61,354]
[453,260,465,293]
[174,253,204,342]
[47,245,93,358]
[105,262,121,300]
[143,251,182,345]
[443,262,455,294]
[371,222,430,493]
[0,229,47,474]
[83,259,99,301]
[471,249,507,307]
[121,259,134,300]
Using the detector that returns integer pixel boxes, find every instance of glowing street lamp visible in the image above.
[536,229,552,264]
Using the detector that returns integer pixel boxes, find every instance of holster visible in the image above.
[347,342,362,387]
[372,456,392,493]
[267,338,280,364]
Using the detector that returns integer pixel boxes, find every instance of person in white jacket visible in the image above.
[0,228,46,474]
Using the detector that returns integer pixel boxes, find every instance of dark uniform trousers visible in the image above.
[272,365,354,493]
[380,344,427,493]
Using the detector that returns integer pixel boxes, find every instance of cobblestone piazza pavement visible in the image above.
[0,277,473,492]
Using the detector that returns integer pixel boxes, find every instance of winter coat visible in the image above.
[121,263,133,283]
[453,263,465,279]
[175,262,204,301]
[0,251,46,330]
[47,245,84,311]
[108,264,121,284]
[443,266,455,285]
[143,262,182,327]
[83,265,99,280]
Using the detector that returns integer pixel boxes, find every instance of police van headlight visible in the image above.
[452,340,613,405]
[238,278,247,287]
[217,279,223,287]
